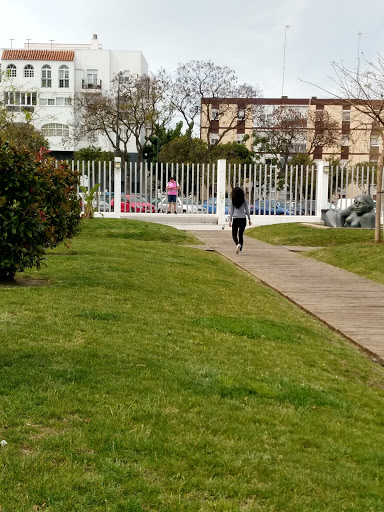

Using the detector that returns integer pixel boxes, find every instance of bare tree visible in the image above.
[301,55,384,242]
[254,106,340,171]
[170,60,262,162]
[73,71,172,164]
[116,70,173,163]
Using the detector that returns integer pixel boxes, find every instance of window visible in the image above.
[56,96,71,106]
[6,64,16,77]
[24,64,34,78]
[290,143,307,153]
[40,98,55,106]
[4,91,37,109]
[370,135,379,147]
[210,133,219,145]
[87,69,98,85]
[210,108,219,121]
[41,123,69,137]
[40,96,71,106]
[42,65,52,87]
[342,110,350,122]
[59,65,69,88]
[341,135,350,147]
[237,134,245,143]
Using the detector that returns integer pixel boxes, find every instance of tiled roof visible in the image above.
[1,50,75,61]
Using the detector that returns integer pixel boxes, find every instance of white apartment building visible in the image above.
[0,34,149,159]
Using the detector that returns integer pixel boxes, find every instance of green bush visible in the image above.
[37,157,81,247]
[0,142,81,281]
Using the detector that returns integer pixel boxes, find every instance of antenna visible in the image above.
[26,39,31,49]
[49,39,55,50]
[357,32,362,76]
[9,39,14,49]
[282,25,290,97]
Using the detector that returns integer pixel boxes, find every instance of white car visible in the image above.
[158,197,202,213]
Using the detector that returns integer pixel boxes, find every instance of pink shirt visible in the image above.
[167,181,179,195]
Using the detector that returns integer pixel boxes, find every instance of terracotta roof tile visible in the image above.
[1,50,74,61]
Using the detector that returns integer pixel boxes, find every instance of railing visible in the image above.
[81,79,102,90]
[327,165,377,210]
[75,161,217,216]
[227,162,317,217]
[75,159,380,223]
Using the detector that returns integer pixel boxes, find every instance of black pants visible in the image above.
[232,218,246,249]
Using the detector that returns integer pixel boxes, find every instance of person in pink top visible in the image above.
[166,176,180,214]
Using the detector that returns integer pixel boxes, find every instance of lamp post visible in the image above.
[115,71,122,157]
[114,72,123,217]
[281,25,290,97]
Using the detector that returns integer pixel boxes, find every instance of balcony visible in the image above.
[82,79,102,90]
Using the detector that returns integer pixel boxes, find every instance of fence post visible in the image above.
[217,159,227,224]
[315,159,329,217]
[114,157,121,219]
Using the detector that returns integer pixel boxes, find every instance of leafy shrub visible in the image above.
[0,141,81,281]
[37,157,81,247]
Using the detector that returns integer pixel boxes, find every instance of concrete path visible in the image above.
[189,229,384,364]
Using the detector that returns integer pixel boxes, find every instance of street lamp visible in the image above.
[115,71,122,157]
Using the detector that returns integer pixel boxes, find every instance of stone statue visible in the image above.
[324,194,375,229]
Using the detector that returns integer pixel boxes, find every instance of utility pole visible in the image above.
[281,25,290,97]
[357,32,362,77]
[115,71,122,157]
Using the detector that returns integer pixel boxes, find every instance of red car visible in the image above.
[111,195,156,213]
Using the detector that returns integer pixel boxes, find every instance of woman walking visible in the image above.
[229,187,252,254]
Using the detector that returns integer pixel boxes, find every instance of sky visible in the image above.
[2,0,384,99]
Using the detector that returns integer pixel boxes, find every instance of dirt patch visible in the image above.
[0,276,51,288]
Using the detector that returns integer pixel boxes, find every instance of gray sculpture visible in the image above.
[324,194,375,229]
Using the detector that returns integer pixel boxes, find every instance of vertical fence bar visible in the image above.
[310,165,314,215]
[339,165,344,209]
[335,166,339,208]
[273,165,277,214]
[263,164,267,214]
[304,165,309,215]
[298,165,303,215]
[108,161,112,212]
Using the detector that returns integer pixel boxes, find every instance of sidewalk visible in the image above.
[189,229,384,365]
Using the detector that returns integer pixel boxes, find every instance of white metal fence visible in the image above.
[75,159,380,224]
[327,165,377,210]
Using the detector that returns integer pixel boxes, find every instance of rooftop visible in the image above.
[1,49,75,61]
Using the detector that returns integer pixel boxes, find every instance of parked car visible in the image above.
[97,200,111,212]
[111,194,156,213]
[158,197,203,213]
[253,200,291,215]
[203,198,230,214]
[289,201,306,215]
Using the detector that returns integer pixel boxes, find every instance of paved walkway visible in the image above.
[189,229,384,364]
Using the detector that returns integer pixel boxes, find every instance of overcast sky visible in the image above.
[3,0,384,98]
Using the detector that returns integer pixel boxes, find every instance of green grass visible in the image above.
[247,223,384,285]
[1,219,384,511]
[247,222,376,247]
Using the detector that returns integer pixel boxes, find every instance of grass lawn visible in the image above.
[1,219,384,511]
[247,223,384,285]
